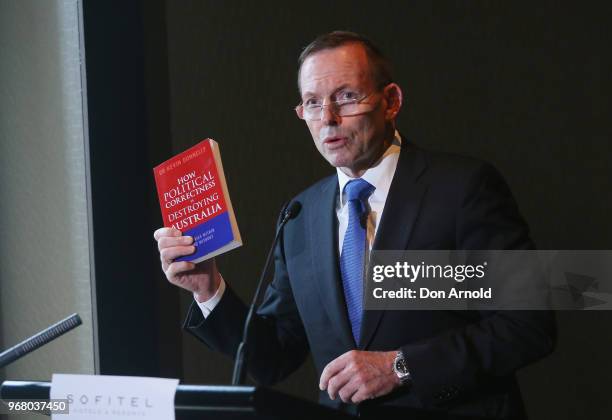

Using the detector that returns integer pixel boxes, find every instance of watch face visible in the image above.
[395,355,410,376]
[395,358,408,374]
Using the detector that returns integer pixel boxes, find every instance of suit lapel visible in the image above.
[309,177,356,349]
[359,141,429,349]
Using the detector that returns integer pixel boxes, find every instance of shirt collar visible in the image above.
[337,130,402,205]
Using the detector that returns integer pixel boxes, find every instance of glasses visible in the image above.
[295,91,380,121]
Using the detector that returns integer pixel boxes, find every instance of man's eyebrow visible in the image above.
[301,84,353,98]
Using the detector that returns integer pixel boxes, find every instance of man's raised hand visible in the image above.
[153,227,220,302]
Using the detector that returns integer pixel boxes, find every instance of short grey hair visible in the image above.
[297,31,394,91]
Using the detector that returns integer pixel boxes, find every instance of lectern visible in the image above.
[2,380,495,419]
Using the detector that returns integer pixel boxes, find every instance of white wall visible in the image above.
[0,0,95,389]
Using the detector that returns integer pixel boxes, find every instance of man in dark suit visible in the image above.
[154,31,555,419]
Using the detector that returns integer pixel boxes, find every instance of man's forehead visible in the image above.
[299,44,373,94]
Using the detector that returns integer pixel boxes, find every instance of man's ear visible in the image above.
[383,83,403,121]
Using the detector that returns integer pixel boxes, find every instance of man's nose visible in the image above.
[321,104,341,125]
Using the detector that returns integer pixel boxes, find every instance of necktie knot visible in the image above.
[344,179,375,204]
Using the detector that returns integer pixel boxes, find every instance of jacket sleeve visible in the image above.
[401,163,556,406]
[183,210,310,386]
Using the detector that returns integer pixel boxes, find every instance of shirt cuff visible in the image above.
[195,276,226,319]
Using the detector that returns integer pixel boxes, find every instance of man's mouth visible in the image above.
[323,136,348,149]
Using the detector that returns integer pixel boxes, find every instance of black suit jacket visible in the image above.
[184,141,556,419]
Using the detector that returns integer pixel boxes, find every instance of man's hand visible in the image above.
[319,350,400,404]
[153,227,220,302]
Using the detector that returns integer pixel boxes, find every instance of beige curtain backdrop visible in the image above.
[0,0,95,398]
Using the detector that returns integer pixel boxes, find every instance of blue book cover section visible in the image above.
[175,211,234,262]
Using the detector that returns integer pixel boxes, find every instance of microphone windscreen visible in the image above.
[285,201,302,220]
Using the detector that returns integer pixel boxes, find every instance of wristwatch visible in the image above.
[393,350,412,385]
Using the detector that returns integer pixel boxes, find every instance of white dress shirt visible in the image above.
[196,131,402,318]
[336,132,401,254]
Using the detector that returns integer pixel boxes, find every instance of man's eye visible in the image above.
[339,91,358,101]
[304,98,321,107]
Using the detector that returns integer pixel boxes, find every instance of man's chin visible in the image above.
[323,153,352,168]
[328,159,351,171]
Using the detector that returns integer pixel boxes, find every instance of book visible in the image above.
[153,139,242,263]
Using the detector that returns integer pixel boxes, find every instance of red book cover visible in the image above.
[153,139,242,263]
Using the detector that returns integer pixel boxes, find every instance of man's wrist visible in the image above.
[392,350,412,386]
[193,273,222,303]
[195,277,226,319]
[194,288,217,303]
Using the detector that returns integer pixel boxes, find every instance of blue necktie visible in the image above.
[340,179,375,345]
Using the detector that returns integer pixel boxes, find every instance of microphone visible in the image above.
[0,313,82,369]
[231,201,302,385]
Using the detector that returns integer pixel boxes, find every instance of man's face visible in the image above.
[298,43,395,177]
